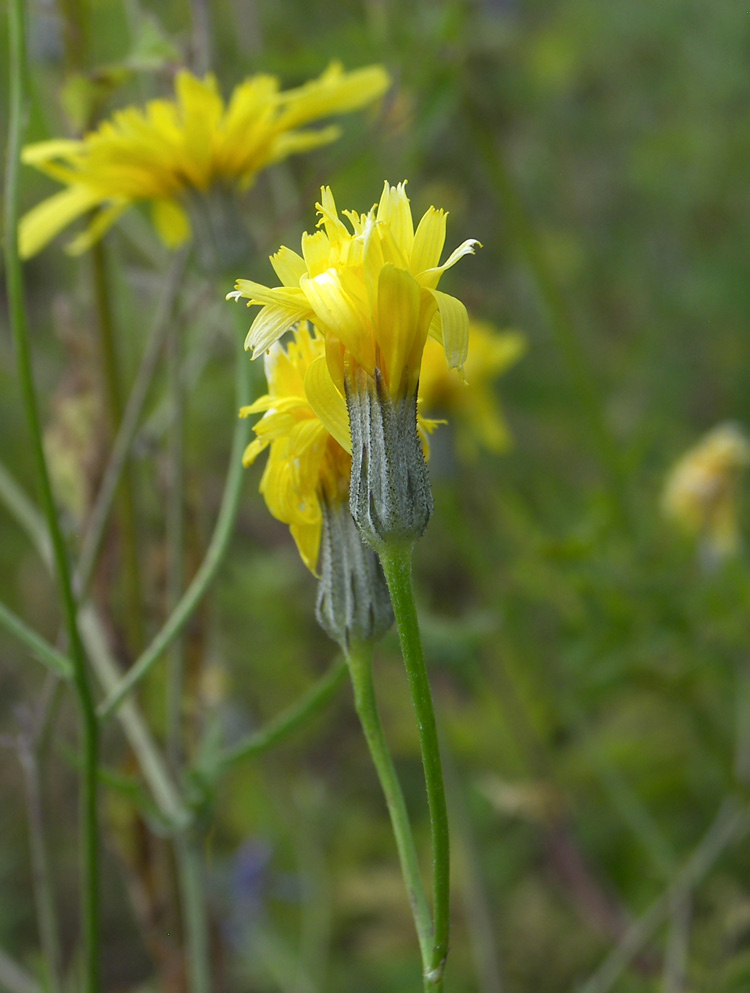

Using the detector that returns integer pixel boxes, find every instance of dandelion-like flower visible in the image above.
[242,323,397,646]
[662,422,750,563]
[19,63,390,259]
[232,181,478,547]
[419,320,526,460]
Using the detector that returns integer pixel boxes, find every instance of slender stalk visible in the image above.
[165,312,186,769]
[579,799,747,993]
[76,250,189,596]
[4,1,100,987]
[378,543,450,989]
[0,947,42,993]
[346,641,433,971]
[99,329,254,718]
[175,834,212,993]
[0,599,74,679]
[90,240,145,651]
[0,461,188,827]
[18,710,64,993]
[216,657,348,769]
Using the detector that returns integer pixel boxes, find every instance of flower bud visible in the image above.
[346,366,433,550]
[315,497,394,649]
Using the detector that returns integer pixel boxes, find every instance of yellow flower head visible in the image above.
[242,322,437,573]
[232,181,479,403]
[20,63,390,257]
[662,422,750,560]
[418,320,526,459]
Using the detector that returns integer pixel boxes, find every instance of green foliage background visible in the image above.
[2,0,750,990]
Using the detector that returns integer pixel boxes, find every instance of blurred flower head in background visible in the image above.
[662,422,750,563]
[418,320,526,460]
[19,62,390,258]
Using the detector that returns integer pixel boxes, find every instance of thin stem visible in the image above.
[579,799,747,993]
[76,250,189,596]
[17,702,64,993]
[216,657,348,769]
[166,312,186,769]
[472,125,630,531]
[4,2,100,988]
[0,599,74,679]
[346,641,433,971]
[175,833,212,993]
[378,543,450,990]
[0,947,43,993]
[0,454,187,827]
[90,240,145,651]
[99,329,254,718]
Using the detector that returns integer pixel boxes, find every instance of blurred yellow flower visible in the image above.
[19,63,390,257]
[231,181,479,414]
[662,422,750,560]
[418,320,526,459]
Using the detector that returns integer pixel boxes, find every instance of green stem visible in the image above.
[18,726,64,993]
[99,329,254,719]
[76,249,189,596]
[0,599,74,679]
[378,543,450,989]
[216,657,348,769]
[175,833,212,993]
[472,125,630,531]
[579,799,747,993]
[0,947,43,993]
[4,1,100,987]
[166,313,186,769]
[90,240,145,651]
[346,641,433,971]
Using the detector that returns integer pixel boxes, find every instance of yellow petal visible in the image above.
[245,304,310,356]
[270,246,308,286]
[21,139,83,164]
[420,238,481,289]
[151,198,191,247]
[429,290,469,370]
[411,207,446,276]
[290,518,323,575]
[304,355,352,454]
[18,185,102,258]
[374,264,421,397]
[66,200,130,254]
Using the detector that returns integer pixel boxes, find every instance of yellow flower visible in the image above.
[19,63,390,258]
[233,181,478,548]
[240,323,349,573]
[232,181,479,405]
[662,422,750,560]
[418,320,526,459]
[242,322,438,573]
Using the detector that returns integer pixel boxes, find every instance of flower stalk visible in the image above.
[379,541,450,989]
[345,640,433,977]
[4,0,100,986]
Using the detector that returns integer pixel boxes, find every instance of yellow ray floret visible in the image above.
[20,63,390,257]
[231,181,479,400]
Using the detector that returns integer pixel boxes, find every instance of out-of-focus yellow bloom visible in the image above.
[19,63,390,257]
[418,321,526,459]
[662,422,750,560]
[231,181,479,418]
